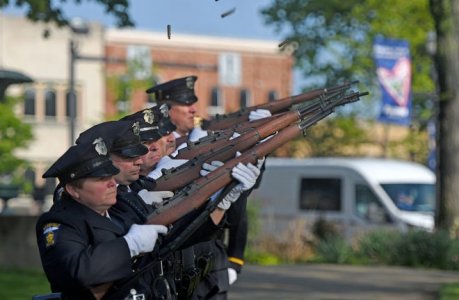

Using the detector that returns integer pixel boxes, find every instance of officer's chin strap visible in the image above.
[106,181,238,298]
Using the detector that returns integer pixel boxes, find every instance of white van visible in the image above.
[252,157,436,240]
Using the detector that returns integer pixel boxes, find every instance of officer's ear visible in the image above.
[65,182,80,200]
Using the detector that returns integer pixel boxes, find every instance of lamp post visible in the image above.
[68,18,90,146]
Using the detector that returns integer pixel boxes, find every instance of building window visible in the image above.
[24,89,35,116]
[268,90,278,102]
[45,89,56,117]
[239,89,251,109]
[208,86,225,116]
[127,45,152,80]
[65,91,77,117]
[299,178,341,211]
[219,53,241,86]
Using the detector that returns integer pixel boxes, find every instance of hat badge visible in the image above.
[143,109,155,124]
[159,104,169,118]
[186,77,194,90]
[93,137,108,156]
[132,121,140,136]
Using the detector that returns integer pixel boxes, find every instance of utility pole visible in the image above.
[69,39,77,146]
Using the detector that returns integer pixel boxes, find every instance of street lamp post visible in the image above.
[69,39,77,146]
[68,19,90,146]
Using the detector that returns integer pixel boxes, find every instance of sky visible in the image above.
[3,0,304,93]
[4,0,283,40]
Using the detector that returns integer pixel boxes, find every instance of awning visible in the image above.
[0,69,34,101]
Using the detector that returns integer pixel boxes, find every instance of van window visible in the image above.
[355,184,390,224]
[299,178,341,211]
[381,183,435,213]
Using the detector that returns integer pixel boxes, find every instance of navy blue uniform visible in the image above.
[36,193,152,300]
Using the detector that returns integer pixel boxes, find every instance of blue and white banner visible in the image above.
[373,37,412,126]
[427,120,436,171]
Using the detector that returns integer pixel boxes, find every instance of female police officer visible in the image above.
[36,137,168,300]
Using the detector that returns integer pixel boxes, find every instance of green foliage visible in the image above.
[262,0,434,93]
[244,249,281,266]
[263,1,434,160]
[440,283,459,300]
[0,267,50,299]
[356,229,403,264]
[0,96,33,175]
[305,115,369,156]
[349,229,459,270]
[314,236,353,264]
[0,0,134,27]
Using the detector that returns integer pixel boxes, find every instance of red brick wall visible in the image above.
[105,42,293,119]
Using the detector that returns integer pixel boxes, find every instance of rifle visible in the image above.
[95,91,367,300]
[201,80,358,130]
[147,91,368,225]
[174,113,286,160]
[154,89,358,192]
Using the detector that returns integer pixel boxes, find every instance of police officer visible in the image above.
[147,76,266,299]
[36,138,168,300]
[120,105,178,181]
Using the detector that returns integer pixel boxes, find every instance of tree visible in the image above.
[262,0,459,234]
[0,0,134,27]
[429,0,459,235]
[262,0,435,125]
[0,96,33,191]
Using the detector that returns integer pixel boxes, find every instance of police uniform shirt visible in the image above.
[36,193,134,299]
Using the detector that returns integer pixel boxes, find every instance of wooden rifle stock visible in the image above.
[155,90,354,191]
[154,110,301,191]
[201,80,358,131]
[174,113,285,160]
[147,91,367,225]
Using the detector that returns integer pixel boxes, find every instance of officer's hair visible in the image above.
[66,178,85,189]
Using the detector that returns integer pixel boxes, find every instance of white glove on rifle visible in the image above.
[229,131,241,140]
[200,160,224,176]
[123,224,168,257]
[189,127,209,142]
[249,109,272,121]
[218,162,261,210]
[170,142,188,157]
[148,156,188,180]
[228,268,238,285]
[257,156,266,169]
[138,189,174,204]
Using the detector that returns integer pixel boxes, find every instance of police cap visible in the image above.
[76,120,148,158]
[120,104,176,142]
[43,138,119,184]
[146,76,198,105]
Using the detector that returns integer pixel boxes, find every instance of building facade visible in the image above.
[0,14,106,189]
[105,29,294,119]
[0,14,294,193]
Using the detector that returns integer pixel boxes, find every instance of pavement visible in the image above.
[228,264,459,300]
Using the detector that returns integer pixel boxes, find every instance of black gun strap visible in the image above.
[108,182,238,295]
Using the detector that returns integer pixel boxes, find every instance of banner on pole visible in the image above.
[373,37,412,126]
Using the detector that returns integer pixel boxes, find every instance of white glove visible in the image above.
[231,162,260,192]
[170,142,188,157]
[200,161,224,176]
[189,127,209,142]
[229,131,241,140]
[249,109,272,121]
[228,268,238,285]
[123,224,168,257]
[149,156,188,180]
[257,156,266,169]
[138,189,174,204]
[218,162,260,210]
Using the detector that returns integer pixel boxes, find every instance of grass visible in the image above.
[0,268,50,299]
[1,266,458,299]
[440,282,459,300]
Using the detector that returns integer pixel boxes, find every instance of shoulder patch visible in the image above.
[43,223,61,248]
